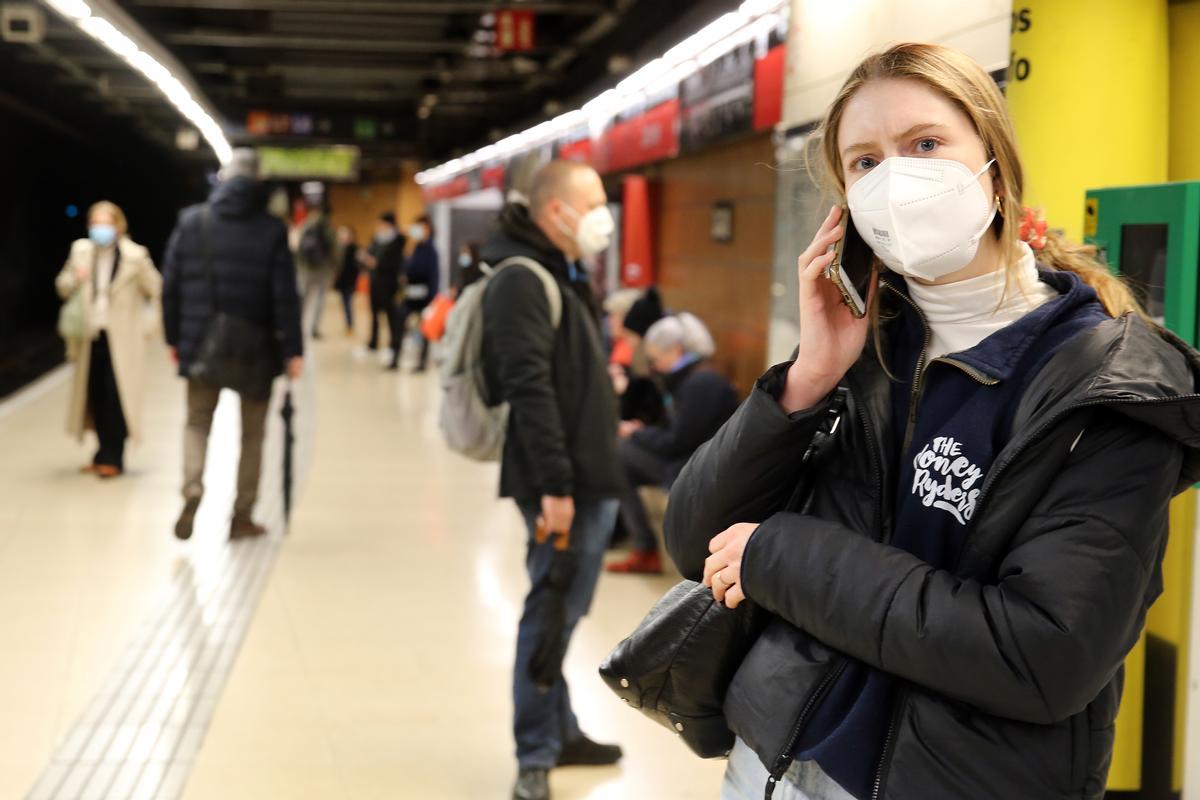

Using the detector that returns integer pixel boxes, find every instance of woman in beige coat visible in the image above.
[56,201,162,477]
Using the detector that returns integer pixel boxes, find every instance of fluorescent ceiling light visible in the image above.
[664,12,743,66]
[45,0,90,20]
[41,0,232,164]
[420,2,786,188]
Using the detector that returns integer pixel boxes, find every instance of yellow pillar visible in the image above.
[1145,490,1197,792]
[1007,0,1169,242]
[1170,0,1200,180]
[1008,3,1169,790]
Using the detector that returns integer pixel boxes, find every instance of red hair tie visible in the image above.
[1019,206,1048,251]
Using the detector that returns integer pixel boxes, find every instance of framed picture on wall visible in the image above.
[711,200,734,244]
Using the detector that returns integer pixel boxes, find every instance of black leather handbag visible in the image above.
[599,389,847,759]
[189,206,281,401]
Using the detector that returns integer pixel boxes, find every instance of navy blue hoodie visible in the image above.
[791,268,1110,799]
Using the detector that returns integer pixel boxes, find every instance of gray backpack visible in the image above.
[438,256,563,461]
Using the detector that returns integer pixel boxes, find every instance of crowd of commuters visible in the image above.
[46,38,1199,800]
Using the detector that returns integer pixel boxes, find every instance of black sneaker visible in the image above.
[174,498,200,540]
[556,736,622,767]
[512,768,549,800]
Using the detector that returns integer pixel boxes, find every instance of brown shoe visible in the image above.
[81,464,99,474]
[95,465,123,479]
[230,517,267,541]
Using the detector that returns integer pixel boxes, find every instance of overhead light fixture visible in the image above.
[44,0,89,20]
[40,0,231,164]
[416,0,788,188]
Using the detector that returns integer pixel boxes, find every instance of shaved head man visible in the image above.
[478,163,624,800]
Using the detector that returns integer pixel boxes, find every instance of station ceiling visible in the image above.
[4,0,741,175]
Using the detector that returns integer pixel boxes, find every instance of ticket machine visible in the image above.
[1084,181,1200,797]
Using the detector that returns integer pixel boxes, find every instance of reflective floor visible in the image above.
[0,301,723,799]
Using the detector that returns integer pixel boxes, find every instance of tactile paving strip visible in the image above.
[25,372,314,800]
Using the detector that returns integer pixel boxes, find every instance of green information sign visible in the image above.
[257,145,361,181]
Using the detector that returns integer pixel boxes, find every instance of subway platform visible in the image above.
[0,307,723,799]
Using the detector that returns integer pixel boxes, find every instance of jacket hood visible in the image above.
[1016,311,1200,487]
[208,176,265,218]
[479,202,570,278]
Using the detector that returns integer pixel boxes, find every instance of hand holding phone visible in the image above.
[779,206,877,414]
[825,205,874,319]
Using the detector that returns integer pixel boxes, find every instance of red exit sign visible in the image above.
[495,9,535,52]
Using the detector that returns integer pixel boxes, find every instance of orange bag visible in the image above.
[421,293,455,342]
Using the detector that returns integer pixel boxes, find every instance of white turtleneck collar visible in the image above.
[904,242,1059,362]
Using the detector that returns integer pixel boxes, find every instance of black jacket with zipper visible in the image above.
[479,203,622,505]
[665,281,1200,799]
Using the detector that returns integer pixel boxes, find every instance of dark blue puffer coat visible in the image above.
[162,176,303,376]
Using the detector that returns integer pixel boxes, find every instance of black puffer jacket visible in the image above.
[162,176,303,376]
[480,203,622,505]
[666,297,1200,799]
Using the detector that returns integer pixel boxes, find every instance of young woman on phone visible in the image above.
[665,43,1200,800]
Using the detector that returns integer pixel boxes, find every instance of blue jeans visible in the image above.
[513,498,619,770]
[722,738,856,800]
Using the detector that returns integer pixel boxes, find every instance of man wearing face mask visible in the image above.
[391,215,439,372]
[479,161,624,800]
[360,211,406,360]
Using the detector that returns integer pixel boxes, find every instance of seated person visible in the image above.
[606,313,739,574]
[608,286,665,426]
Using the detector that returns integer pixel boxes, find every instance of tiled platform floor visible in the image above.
[1,303,723,799]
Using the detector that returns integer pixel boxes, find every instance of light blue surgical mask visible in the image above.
[89,224,117,247]
[457,253,472,268]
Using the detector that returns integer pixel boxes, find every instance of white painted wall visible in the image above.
[783,0,1011,128]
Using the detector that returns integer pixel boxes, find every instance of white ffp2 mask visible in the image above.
[847,157,997,282]
[558,203,614,258]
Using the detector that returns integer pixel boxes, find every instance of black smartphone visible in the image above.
[825,207,874,318]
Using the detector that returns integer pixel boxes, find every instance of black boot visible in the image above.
[556,735,622,767]
[512,768,549,800]
[175,498,201,540]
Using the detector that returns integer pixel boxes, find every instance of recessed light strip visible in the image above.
[42,0,233,165]
[416,0,787,187]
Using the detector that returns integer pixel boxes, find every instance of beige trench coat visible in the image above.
[56,237,163,443]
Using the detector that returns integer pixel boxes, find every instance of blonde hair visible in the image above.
[87,201,128,237]
[645,313,716,359]
[815,43,1143,326]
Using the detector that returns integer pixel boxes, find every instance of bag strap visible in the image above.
[484,256,563,329]
[784,387,849,512]
[200,205,219,314]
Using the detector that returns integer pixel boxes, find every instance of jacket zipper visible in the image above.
[869,285,1005,800]
[884,285,1002,452]
[871,695,904,800]
[764,375,887,799]
[763,659,850,800]
[868,392,1200,800]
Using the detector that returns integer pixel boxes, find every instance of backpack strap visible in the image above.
[484,256,563,329]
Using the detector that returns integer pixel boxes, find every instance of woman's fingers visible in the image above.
[702,552,723,587]
[724,584,745,609]
[800,224,844,266]
[801,247,838,282]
